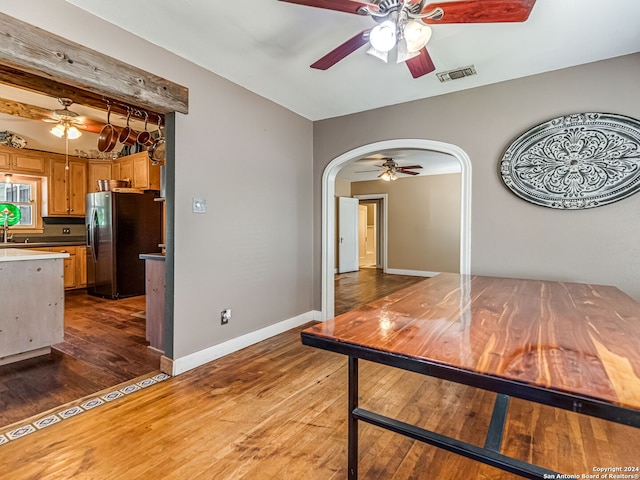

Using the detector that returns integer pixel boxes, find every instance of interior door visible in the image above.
[358,205,367,267]
[338,197,359,273]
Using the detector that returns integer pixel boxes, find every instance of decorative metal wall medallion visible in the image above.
[499,113,640,209]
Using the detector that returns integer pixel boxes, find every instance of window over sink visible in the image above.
[0,174,43,233]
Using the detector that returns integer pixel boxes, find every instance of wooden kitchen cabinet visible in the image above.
[87,161,113,192]
[48,247,77,289]
[118,156,134,183]
[112,161,121,181]
[48,157,87,217]
[12,151,47,174]
[114,152,160,190]
[76,245,87,288]
[0,145,47,175]
[0,150,9,170]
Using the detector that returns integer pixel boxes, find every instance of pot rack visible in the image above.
[103,98,164,126]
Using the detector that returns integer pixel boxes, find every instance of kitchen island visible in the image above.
[140,253,165,353]
[0,248,69,365]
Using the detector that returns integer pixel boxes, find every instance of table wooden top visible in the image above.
[303,273,640,411]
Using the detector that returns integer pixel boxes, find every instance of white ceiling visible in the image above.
[337,149,460,181]
[65,0,640,121]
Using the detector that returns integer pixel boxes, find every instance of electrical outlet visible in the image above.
[221,309,231,325]
[62,228,71,234]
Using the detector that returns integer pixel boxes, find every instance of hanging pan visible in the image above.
[119,109,139,146]
[149,116,165,164]
[97,104,118,153]
[137,112,154,147]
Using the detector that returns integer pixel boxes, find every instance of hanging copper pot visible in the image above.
[137,112,154,147]
[97,104,118,153]
[118,109,138,146]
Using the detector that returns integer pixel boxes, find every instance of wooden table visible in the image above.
[301,273,640,479]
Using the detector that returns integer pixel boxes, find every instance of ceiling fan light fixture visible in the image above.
[366,45,389,63]
[66,125,82,139]
[403,21,431,53]
[369,20,397,53]
[396,39,420,64]
[379,170,397,181]
[50,124,66,138]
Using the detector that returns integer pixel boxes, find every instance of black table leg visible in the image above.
[348,356,359,480]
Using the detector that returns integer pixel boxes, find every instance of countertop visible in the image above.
[0,248,70,262]
[0,236,85,249]
[139,253,165,261]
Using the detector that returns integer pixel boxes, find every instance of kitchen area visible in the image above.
[0,86,168,428]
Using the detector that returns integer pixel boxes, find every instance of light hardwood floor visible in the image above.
[2,323,638,479]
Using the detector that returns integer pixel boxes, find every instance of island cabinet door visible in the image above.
[0,256,65,360]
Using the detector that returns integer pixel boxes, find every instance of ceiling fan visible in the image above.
[43,98,86,139]
[279,0,537,78]
[0,96,105,134]
[357,157,423,180]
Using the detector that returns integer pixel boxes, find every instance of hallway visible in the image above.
[335,268,427,316]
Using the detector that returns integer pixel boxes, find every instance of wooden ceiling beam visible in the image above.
[0,12,188,116]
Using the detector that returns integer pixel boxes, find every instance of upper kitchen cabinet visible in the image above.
[0,145,47,175]
[87,161,113,193]
[48,155,87,217]
[114,152,160,190]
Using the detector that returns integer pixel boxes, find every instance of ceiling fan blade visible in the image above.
[78,117,107,134]
[405,47,435,78]
[397,165,423,170]
[397,169,420,175]
[0,96,104,133]
[311,30,371,70]
[422,0,536,24]
[279,0,379,15]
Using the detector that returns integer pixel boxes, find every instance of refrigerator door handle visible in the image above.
[90,208,99,262]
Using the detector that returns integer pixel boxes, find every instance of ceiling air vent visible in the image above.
[436,65,477,83]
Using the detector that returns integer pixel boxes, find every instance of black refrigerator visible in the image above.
[86,191,162,299]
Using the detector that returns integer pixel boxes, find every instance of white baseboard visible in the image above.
[170,310,322,376]
[385,269,440,277]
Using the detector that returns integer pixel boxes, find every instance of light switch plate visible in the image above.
[192,198,207,213]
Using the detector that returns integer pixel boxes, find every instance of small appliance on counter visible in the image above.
[86,191,162,299]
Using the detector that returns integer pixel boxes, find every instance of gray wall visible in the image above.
[3,0,314,360]
[351,173,461,273]
[314,53,640,305]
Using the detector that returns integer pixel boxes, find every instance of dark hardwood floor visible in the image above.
[0,290,160,428]
[335,267,427,315]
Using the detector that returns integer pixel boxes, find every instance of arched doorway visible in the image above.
[321,139,472,320]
